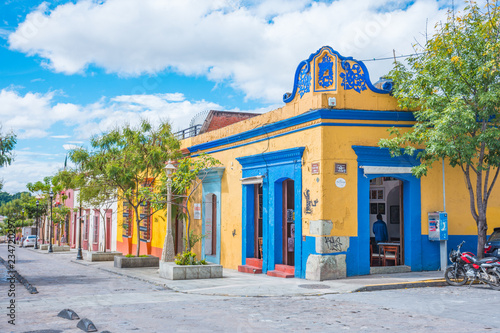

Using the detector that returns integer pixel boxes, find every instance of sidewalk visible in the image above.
[28,247,446,297]
[61,252,446,297]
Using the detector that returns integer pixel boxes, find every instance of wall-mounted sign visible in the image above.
[335,163,347,174]
[335,178,346,188]
[311,162,320,175]
[194,203,201,219]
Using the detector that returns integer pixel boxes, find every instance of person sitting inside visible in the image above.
[373,213,388,252]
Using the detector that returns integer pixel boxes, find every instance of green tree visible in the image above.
[150,154,221,259]
[28,175,71,244]
[380,1,500,257]
[0,194,33,237]
[0,127,16,190]
[70,120,180,257]
[78,177,116,252]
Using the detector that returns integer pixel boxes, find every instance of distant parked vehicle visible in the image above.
[23,235,39,247]
[484,228,500,258]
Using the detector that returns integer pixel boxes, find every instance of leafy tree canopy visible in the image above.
[70,119,181,256]
[380,1,500,256]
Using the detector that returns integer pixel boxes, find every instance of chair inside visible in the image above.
[382,245,399,266]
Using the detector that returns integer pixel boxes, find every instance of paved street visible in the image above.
[1,244,500,333]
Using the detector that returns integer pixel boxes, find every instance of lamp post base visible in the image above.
[76,248,83,260]
[48,244,53,253]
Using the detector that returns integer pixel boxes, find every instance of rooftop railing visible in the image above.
[174,125,202,140]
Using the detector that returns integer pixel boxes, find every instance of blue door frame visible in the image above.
[237,147,305,277]
[200,167,224,264]
[349,146,422,276]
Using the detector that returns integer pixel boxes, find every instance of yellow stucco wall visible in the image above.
[163,46,500,272]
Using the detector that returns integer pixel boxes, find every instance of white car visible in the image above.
[23,235,39,247]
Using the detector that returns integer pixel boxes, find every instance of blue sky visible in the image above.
[0,0,463,193]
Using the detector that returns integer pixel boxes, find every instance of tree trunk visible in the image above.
[134,205,141,257]
[477,215,488,259]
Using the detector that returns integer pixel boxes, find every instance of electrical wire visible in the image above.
[360,52,425,62]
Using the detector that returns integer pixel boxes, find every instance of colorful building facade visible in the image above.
[117,46,500,279]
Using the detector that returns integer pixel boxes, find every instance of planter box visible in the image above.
[39,244,49,250]
[86,251,122,262]
[52,245,70,252]
[114,255,159,268]
[159,261,223,280]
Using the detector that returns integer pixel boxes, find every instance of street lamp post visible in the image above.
[48,189,54,253]
[161,161,176,262]
[76,192,83,260]
[34,199,39,249]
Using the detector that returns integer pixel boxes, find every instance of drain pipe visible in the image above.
[441,158,448,271]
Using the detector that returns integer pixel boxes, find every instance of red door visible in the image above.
[92,213,99,251]
[106,213,111,251]
[82,210,90,250]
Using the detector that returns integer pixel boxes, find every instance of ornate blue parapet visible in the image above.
[283,46,389,104]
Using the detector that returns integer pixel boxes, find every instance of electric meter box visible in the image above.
[428,211,448,241]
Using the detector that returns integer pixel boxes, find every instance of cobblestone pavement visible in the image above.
[1,245,499,333]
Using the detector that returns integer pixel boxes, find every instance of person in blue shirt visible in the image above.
[373,213,388,249]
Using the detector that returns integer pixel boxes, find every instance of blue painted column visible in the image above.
[200,167,225,264]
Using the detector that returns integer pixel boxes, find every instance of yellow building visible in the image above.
[120,46,500,279]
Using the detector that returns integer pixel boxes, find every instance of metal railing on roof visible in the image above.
[174,125,202,140]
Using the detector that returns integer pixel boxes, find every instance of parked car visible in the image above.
[23,235,39,247]
[484,227,500,258]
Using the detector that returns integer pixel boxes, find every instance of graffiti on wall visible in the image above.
[323,237,343,252]
[304,189,318,215]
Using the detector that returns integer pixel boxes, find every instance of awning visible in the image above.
[240,175,264,185]
[360,166,413,174]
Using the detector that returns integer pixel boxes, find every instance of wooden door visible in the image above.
[92,214,99,251]
[282,179,295,266]
[106,216,111,251]
[254,184,263,259]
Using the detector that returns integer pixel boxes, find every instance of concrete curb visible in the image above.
[355,279,447,292]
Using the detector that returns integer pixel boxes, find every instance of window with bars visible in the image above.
[122,201,133,238]
[139,179,154,242]
[139,201,151,242]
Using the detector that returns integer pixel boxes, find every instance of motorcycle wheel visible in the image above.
[445,266,468,286]
[487,270,500,291]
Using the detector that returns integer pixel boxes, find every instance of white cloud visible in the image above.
[62,144,80,150]
[0,87,225,140]
[0,150,64,194]
[7,0,461,103]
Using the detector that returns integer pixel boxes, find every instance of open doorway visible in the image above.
[369,177,404,267]
[282,179,295,266]
[253,184,263,259]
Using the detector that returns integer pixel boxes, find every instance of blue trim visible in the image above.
[192,122,414,158]
[238,148,304,277]
[189,109,415,154]
[283,46,389,104]
[201,167,224,264]
[350,146,422,276]
[352,146,421,167]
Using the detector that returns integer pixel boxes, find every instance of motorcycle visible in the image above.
[444,241,500,290]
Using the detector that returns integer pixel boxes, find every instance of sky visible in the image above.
[0,0,469,194]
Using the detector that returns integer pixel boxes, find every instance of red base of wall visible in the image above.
[116,238,162,258]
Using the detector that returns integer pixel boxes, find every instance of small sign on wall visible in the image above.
[335,163,347,174]
[194,203,201,219]
[311,162,320,175]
